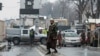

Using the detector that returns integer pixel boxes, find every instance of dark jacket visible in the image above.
[30,30,35,38]
[47,23,58,49]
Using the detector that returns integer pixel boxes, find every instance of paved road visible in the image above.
[0,44,41,56]
[38,45,100,56]
[0,44,100,56]
[57,46,100,56]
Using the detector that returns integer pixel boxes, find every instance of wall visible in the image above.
[0,20,5,41]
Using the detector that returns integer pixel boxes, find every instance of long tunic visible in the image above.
[47,23,58,49]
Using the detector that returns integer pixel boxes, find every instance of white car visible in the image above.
[62,32,81,47]
[61,29,77,34]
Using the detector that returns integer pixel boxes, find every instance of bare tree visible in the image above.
[75,0,89,23]
[39,0,78,23]
[96,0,100,18]
[39,2,53,16]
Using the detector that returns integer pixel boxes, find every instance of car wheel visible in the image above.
[40,38,47,45]
[13,38,20,45]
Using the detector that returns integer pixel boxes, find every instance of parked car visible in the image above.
[6,28,47,45]
[62,32,81,47]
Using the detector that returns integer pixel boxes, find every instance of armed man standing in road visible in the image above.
[30,29,35,46]
[46,19,58,55]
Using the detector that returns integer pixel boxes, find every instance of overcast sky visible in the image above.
[0,0,56,20]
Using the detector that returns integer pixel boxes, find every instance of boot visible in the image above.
[53,49,58,53]
[46,49,51,55]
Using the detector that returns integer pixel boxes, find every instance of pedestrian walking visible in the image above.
[46,19,58,55]
[7,38,12,50]
[57,30,62,48]
[30,29,35,46]
[86,31,91,46]
[90,31,95,46]
[81,31,86,46]
[42,28,48,35]
[93,32,98,47]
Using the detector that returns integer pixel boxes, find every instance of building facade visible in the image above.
[0,20,5,41]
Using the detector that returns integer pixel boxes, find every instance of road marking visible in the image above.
[84,48,88,56]
[35,48,45,56]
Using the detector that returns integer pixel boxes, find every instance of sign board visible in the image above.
[20,14,39,19]
[20,0,41,9]
[20,0,41,18]
[0,3,2,10]
[20,9,39,14]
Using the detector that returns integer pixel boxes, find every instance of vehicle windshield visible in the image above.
[64,33,79,37]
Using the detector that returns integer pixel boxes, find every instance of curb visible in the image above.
[87,46,100,51]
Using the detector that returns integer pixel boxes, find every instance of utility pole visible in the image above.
[0,3,2,10]
[96,0,100,18]
[59,0,65,18]
[91,0,93,18]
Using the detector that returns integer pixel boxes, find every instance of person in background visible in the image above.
[42,28,48,35]
[39,29,42,34]
[90,31,95,46]
[30,29,35,46]
[7,38,12,50]
[86,30,91,46]
[93,32,98,47]
[57,30,62,48]
[81,31,86,46]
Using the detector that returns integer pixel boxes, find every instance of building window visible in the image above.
[27,1,32,5]
[25,0,34,9]
[23,30,28,34]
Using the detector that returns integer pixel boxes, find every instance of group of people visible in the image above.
[80,30,98,47]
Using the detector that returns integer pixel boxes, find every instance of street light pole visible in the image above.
[98,28,100,47]
[91,0,93,17]
[44,16,47,28]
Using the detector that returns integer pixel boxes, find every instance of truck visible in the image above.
[6,28,47,45]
